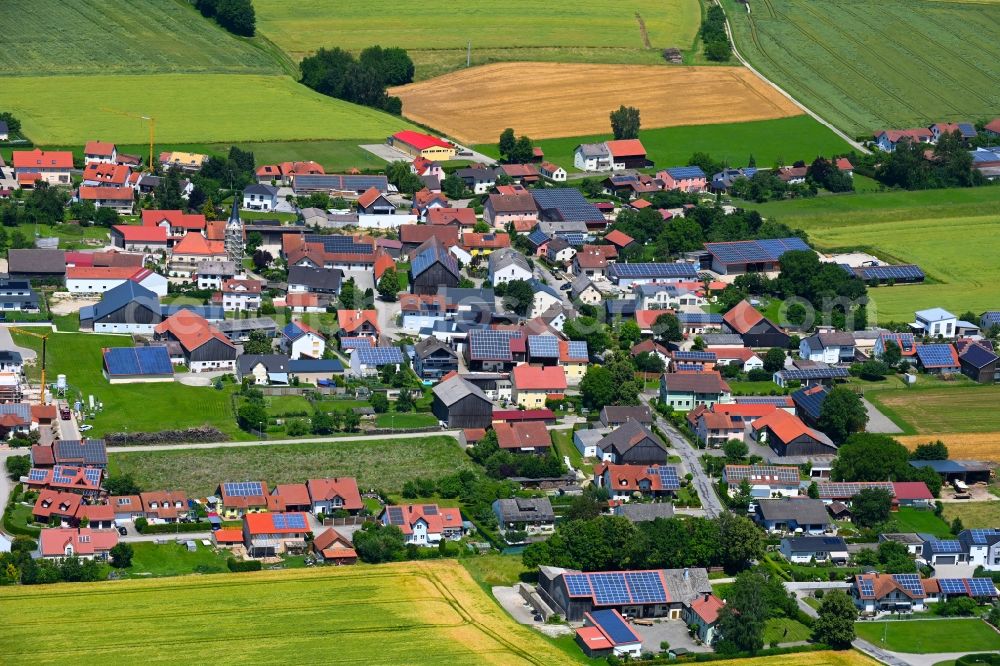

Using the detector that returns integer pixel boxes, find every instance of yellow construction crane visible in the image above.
[8,327,48,405]
[100,108,156,172]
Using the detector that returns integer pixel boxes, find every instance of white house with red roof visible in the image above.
[388,131,456,161]
[154,310,236,372]
[82,162,131,187]
[686,593,725,644]
[307,477,363,516]
[576,609,643,658]
[380,503,464,546]
[874,128,933,152]
[111,224,169,253]
[242,512,311,556]
[66,266,167,297]
[169,233,227,277]
[12,149,73,187]
[219,278,262,312]
[512,364,567,409]
[38,527,118,561]
[84,141,117,165]
[77,185,135,214]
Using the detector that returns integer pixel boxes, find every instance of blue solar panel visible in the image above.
[961,342,999,368]
[665,166,705,179]
[651,465,681,490]
[609,263,699,280]
[792,386,829,421]
[526,229,549,247]
[340,337,372,350]
[590,573,630,605]
[624,572,667,603]
[590,609,639,645]
[892,574,924,597]
[566,341,589,360]
[938,578,968,594]
[564,573,592,597]
[675,364,703,372]
[355,346,404,366]
[930,540,962,553]
[411,241,459,279]
[386,506,405,525]
[778,367,850,380]
[969,578,998,597]
[306,234,375,255]
[756,237,810,258]
[29,469,47,481]
[273,513,287,529]
[469,329,520,361]
[528,335,559,358]
[859,578,875,597]
[674,351,716,362]
[531,189,604,223]
[855,264,924,282]
[224,482,263,497]
[970,529,1000,544]
[916,344,958,368]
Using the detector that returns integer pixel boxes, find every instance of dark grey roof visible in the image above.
[701,333,745,346]
[661,567,712,604]
[614,503,674,522]
[414,336,456,359]
[792,386,829,422]
[287,266,343,291]
[880,532,924,545]
[570,275,597,298]
[597,420,666,457]
[493,497,555,522]
[161,304,224,320]
[288,358,344,373]
[195,260,237,276]
[432,375,490,406]
[216,317,277,334]
[53,439,107,465]
[7,249,66,275]
[600,405,652,425]
[0,350,23,365]
[756,498,830,525]
[782,535,847,551]
[83,280,160,321]
[488,247,530,274]
[910,459,991,474]
[244,183,279,197]
[237,354,289,375]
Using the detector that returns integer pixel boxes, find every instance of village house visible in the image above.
[594,462,679,499]
[723,300,790,348]
[312,528,357,564]
[511,364,567,409]
[570,275,602,305]
[657,166,707,192]
[723,464,801,499]
[799,330,856,364]
[82,161,130,187]
[38,528,118,561]
[455,164,496,194]
[488,247,533,285]
[379,504,464,546]
[431,375,493,429]
[660,371,732,410]
[492,497,555,539]
[851,573,935,614]
[780,536,849,564]
[595,420,669,465]
[65,266,166,297]
[219,278,262,312]
[484,191,539,231]
[242,183,279,211]
[874,128,933,152]
[410,238,461,295]
[243,512,310,557]
[957,340,999,383]
[307,477,363,516]
[83,140,117,164]
[495,420,551,455]
[752,409,837,457]
[12,149,73,187]
[413,336,458,380]
[754,498,832,535]
[236,354,289,385]
[281,320,326,360]
[154,310,236,372]
[540,161,567,182]
[141,491,189,524]
[337,309,379,339]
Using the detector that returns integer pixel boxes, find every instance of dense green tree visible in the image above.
[214,0,255,36]
[498,128,516,162]
[817,387,868,444]
[109,543,134,568]
[104,473,142,496]
[910,441,948,460]
[510,136,534,164]
[812,591,857,647]
[653,312,682,343]
[354,523,406,563]
[617,320,642,349]
[610,105,641,140]
[563,316,608,355]
[242,329,273,355]
[881,339,902,367]
[580,366,615,409]
[441,173,465,199]
[723,439,749,460]
[852,487,894,528]
[717,571,768,653]
[501,279,534,316]
[311,411,335,435]
[832,434,911,481]
[5,455,30,480]
[154,168,185,210]
[762,347,786,373]
[359,45,415,86]
[370,393,389,414]
[634,351,665,374]
[377,268,400,301]
[237,402,268,434]
[717,512,765,572]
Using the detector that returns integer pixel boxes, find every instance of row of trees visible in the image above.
[701,5,732,61]
[194,0,255,37]
[300,46,414,115]
[468,430,564,479]
[869,132,985,190]
[497,128,536,164]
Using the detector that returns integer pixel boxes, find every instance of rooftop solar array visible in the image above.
[665,166,706,179]
[649,466,681,490]
[734,396,794,405]
[609,263,699,280]
[468,329,522,361]
[792,386,829,421]
[879,333,915,351]
[816,481,894,499]
[777,367,850,380]
[565,341,589,360]
[724,465,800,484]
[560,232,587,247]
[355,346,404,366]
[892,573,925,597]
[915,344,958,368]
[677,313,723,324]
[591,609,639,645]
[674,351,717,362]
[960,342,999,368]
[411,242,459,278]
[340,337,372,350]
[855,264,924,282]
[675,364,704,372]
[938,578,999,597]
[859,577,875,597]
[103,346,173,376]
[526,229,549,246]
[563,571,669,605]
[423,505,438,515]
[386,506,405,526]
[530,189,605,223]
[305,234,374,255]
[51,466,101,486]
[705,237,810,265]
[928,539,962,553]
[29,469,48,481]
[528,335,560,359]
[969,529,1000,544]
[223,481,264,497]
[271,513,307,530]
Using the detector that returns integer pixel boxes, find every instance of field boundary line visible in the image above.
[718,0,869,153]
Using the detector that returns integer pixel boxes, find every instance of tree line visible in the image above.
[701,5,733,61]
[194,0,255,37]
[299,46,414,115]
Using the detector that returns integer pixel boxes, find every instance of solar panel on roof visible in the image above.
[340,337,372,350]
[666,166,705,179]
[566,341,588,360]
[623,571,667,603]
[779,367,850,380]
[590,572,631,605]
[892,574,924,597]
[938,578,968,594]
[856,264,924,282]
[591,609,639,645]
[610,263,698,279]
[306,234,375,255]
[84,469,101,485]
[930,540,962,553]
[423,505,438,515]
[859,578,875,597]
[355,346,404,366]
[916,344,958,368]
[528,335,560,358]
[675,364,703,372]
[564,573,592,597]
[531,189,604,222]
[224,481,263,497]
[469,329,519,361]
[734,396,792,404]
[969,578,998,597]
[674,351,716,361]
[970,529,1000,544]
[29,469,47,481]
[651,466,680,490]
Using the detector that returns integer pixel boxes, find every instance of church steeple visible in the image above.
[225,193,244,264]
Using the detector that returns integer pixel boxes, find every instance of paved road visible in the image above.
[640,393,724,517]
[854,638,913,666]
[0,325,38,362]
[720,1,869,155]
[862,398,903,434]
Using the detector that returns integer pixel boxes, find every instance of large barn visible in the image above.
[431,375,493,428]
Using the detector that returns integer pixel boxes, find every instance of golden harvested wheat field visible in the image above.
[1,560,576,665]
[390,62,804,144]
[709,651,880,666]
[899,433,1000,462]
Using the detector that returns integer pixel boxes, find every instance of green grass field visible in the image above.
[256,0,701,79]
[0,561,579,665]
[763,617,813,645]
[476,116,853,173]
[942,501,1000,529]
[126,541,231,578]
[721,0,1000,136]
[375,412,439,429]
[888,508,952,537]
[868,386,1000,435]
[13,331,248,440]
[0,74,415,145]
[744,187,1000,322]
[109,436,475,496]
[854,619,1000,653]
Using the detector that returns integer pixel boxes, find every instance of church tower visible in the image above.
[225,193,244,264]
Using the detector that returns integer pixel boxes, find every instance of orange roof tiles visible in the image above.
[244,512,310,535]
[82,162,130,185]
[605,139,646,158]
[723,300,765,334]
[374,250,395,280]
[604,229,634,248]
[113,224,168,243]
[285,292,320,308]
[689,594,725,624]
[39,528,117,558]
[392,130,452,150]
[494,421,552,449]
[356,186,384,208]
[427,207,476,226]
[13,149,73,170]
[154,310,234,353]
[78,185,133,202]
[84,141,116,156]
[142,209,207,230]
[172,232,225,256]
[337,309,379,334]
[512,364,567,391]
[307,477,363,511]
[66,266,143,280]
[214,528,244,544]
[751,409,816,444]
[462,232,510,250]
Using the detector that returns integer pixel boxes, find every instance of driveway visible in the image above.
[0,325,37,362]
[360,143,414,163]
[632,619,711,654]
[862,398,902,434]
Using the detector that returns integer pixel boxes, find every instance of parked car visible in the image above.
[79,424,93,432]
[116,526,127,536]
[59,408,71,420]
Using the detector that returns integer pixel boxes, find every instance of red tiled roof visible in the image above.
[172,233,225,256]
[78,185,133,202]
[751,409,817,444]
[492,409,555,422]
[244,512,310,535]
[427,207,476,226]
[392,130,451,151]
[214,528,244,544]
[373,250,395,280]
[154,310,234,353]
[141,209,207,230]
[256,164,280,178]
[512,364,568,391]
[595,463,675,492]
[66,266,143,280]
[494,421,551,449]
[39,528,117,557]
[285,292,320,308]
[723,300,765,334]
[985,118,1000,134]
[82,162,130,185]
[279,161,325,176]
[356,186,384,208]
[713,403,778,418]
[835,158,854,171]
[500,163,540,178]
[222,278,262,294]
[385,504,462,535]
[400,224,459,247]
[113,224,168,243]
[33,489,81,519]
[877,128,933,142]
[307,477,363,511]
[709,347,758,362]
[269,483,311,510]
[604,229,635,248]
[13,149,73,170]
[462,232,510,250]
[337,309,379,334]
[690,594,725,624]
[892,481,933,501]
[635,309,674,331]
[605,139,646,158]
[85,141,116,156]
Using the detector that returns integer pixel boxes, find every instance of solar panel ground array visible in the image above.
[103,346,173,376]
[1,560,579,665]
[855,264,925,283]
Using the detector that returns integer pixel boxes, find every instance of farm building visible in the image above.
[154,310,236,372]
[594,421,669,465]
[703,237,810,275]
[752,409,837,457]
[410,238,460,295]
[957,340,999,383]
[723,300,789,348]
[431,375,493,429]
[388,131,456,160]
[575,610,643,659]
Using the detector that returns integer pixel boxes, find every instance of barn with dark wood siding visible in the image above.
[410,238,460,295]
[431,375,493,428]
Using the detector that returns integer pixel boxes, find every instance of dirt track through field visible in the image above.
[390,62,803,143]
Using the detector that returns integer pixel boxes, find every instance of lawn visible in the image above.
[475,116,853,173]
[256,0,702,79]
[551,428,584,470]
[763,617,812,645]
[854,618,1000,654]
[375,412,439,429]
[942,501,1000,529]
[0,74,416,145]
[868,386,1000,435]
[109,436,475,496]
[460,553,532,589]
[0,0,287,77]
[13,331,248,440]
[264,395,313,418]
[888,508,952,538]
[743,187,1000,322]
[0,560,578,665]
[721,0,1000,136]
[125,541,231,578]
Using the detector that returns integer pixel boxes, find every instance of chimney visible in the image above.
[683,568,689,580]
[704,592,710,602]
